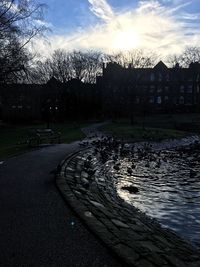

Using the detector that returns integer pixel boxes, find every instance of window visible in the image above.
[187,85,193,93]
[157,96,162,104]
[197,85,200,93]
[158,73,162,81]
[157,86,162,93]
[164,96,169,102]
[150,73,155,81]
[136,97,140,104]
[149,96,154,103]
[179,96,184,105]
[19,94,24,101]
[150,85,155,93]
[180,85,184,93]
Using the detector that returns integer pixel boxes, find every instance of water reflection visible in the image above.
[111,148,200,248]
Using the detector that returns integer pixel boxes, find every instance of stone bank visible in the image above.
[56,148,200,267]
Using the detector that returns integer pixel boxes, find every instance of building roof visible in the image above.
[154,61,168,70]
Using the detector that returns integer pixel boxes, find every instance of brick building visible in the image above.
[0,77,64,122]
[0,77,100,122]
[1,61,200,122]
[98,61,200,118]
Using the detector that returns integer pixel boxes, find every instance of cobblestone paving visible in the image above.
[56,148,200,267]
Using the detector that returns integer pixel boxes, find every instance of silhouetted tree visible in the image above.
[28,51,71,84]
[70,50,102,83]
[167,54,182,68]
[25,58,53,83]
[82,51,103,83]
[167,46,200,68]
[0,0,47,83]
[106,49,158,68]
[181,46,200,66]
[30,49,103,84]
[50,50,72,83]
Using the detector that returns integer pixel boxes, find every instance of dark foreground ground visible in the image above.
[0,143,122,267]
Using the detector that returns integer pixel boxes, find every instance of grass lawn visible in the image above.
[101,113,200,141]
[0,122,87,160]
[102,124,187,141]
[111,113,200,130]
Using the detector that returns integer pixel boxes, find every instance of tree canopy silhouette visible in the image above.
[0,0,47,83]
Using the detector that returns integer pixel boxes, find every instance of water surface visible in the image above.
[111,147,200,247]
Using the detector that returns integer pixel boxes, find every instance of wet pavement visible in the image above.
[0,143,122,267]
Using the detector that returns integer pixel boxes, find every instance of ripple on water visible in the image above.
[110,148,200,248]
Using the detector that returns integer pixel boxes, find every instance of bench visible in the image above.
[27,129,61,147]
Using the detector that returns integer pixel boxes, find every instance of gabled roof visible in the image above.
[154,61,168,70]
[46,77,62,85]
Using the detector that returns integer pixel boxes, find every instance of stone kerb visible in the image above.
[56,148,200,267]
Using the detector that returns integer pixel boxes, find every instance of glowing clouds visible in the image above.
[113,30,139,51]
[31,0,200,57]
[88,0,114,22]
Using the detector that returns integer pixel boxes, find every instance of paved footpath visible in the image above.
[0,143,123,267]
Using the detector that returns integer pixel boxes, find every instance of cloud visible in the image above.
[88,0,114,22]
[31,0,200,58]
[34,19,53,28]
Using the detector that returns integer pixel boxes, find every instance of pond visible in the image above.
[110,144,200,248]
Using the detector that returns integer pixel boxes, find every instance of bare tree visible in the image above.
[0,0,48,83]
[167,46,200,68]
[181,46,200,67]
[27,50,72,84]
[67,50,103,83]
[69,50,88,81]
[30,49,103,84]
[81,51,102,83]
[166,54,181,68]
[105,49,159,68]
[25,58,53,83]
[50,50,72,83]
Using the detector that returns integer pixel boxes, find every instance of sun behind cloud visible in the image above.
[32,0,200,58]
[114,29,139,51]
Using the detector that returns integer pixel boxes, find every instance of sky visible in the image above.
[33,0,200,58]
